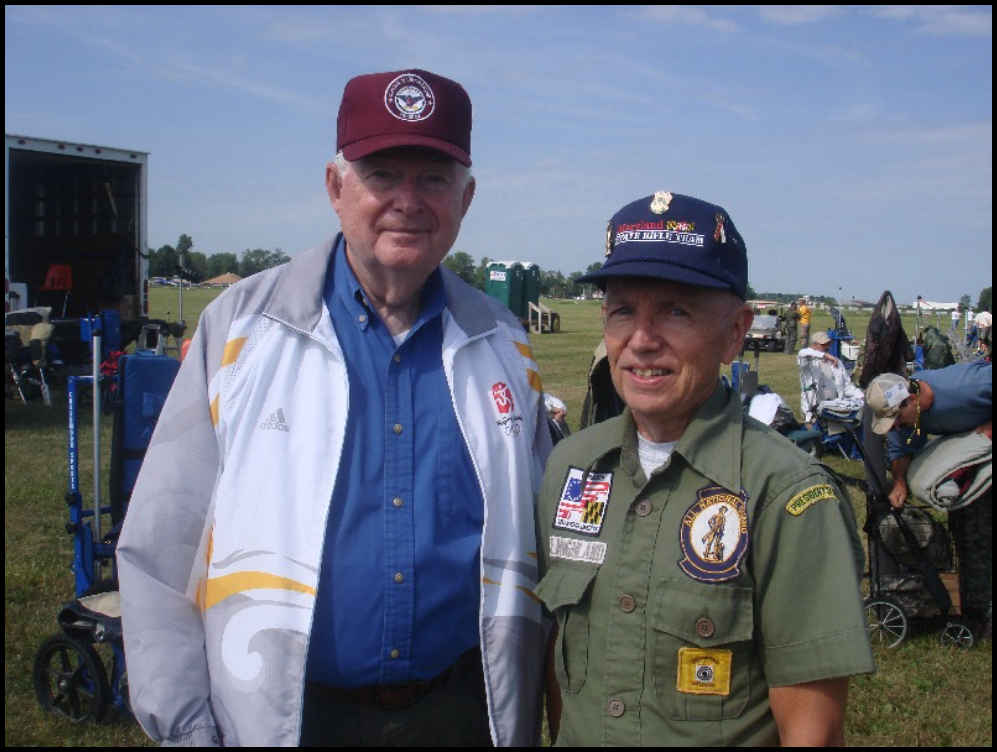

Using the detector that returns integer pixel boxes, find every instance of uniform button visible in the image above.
[359,314,367,323]
[389,649,400,659]
[394,354,401,363]
[696,617,716,639]
[607,698,626,717]
[393,497,404,508]
[619,595,637,613]
[635,499,653,517]
[393,572,404,584]
[393,423,403,434]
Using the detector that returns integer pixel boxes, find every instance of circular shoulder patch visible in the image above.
[678,486,749,583]
[384,73,436,122]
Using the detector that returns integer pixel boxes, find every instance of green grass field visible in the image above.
[4,288,991,746]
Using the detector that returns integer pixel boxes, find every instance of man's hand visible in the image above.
[888,480,909,509]
[889,456,913,508]
[770,678,850,747]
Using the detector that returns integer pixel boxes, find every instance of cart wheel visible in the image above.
[865,597,908,648]
[33,634,109,724]
[550,313,561,334]
[938,619,975,649]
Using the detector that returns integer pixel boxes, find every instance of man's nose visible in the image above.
[390,177,424,213]
[628,313,663,349]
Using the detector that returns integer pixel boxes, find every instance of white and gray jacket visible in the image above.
[117,238,553,746]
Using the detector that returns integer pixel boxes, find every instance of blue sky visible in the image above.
[5,5,992,305]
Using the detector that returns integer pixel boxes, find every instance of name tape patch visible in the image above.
[550,536,607,565]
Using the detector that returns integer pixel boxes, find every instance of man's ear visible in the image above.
[721,303,754,365]
[326,162,343,213]
[461,176,476,218]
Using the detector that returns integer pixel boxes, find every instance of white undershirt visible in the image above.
[638,434,678,478]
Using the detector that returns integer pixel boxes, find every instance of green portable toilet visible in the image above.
[486,261,525,319]
[521,262,541,313]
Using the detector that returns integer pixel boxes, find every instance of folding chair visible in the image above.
[36,264,73,317]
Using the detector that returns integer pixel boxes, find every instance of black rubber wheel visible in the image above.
[938,619,975,649]
[550,313,561,333]
[865,597,909,648]
[33,634,109,724]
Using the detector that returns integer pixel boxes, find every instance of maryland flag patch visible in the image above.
[554,468,613,537]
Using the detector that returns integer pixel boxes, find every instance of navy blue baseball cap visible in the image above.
[577,191,748,299]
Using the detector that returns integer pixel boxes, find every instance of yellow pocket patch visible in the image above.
[676,647,732,696]
[786,484,836,516]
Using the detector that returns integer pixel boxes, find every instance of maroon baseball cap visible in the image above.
[336,69,472,167]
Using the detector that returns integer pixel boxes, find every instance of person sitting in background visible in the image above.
[798,331,864,425]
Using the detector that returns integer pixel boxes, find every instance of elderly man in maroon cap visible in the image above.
[118,69,552,747]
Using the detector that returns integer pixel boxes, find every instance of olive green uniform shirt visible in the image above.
[535,383,875,747]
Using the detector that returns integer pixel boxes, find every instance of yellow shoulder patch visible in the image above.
[786,484,837,516]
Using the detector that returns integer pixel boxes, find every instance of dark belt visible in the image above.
[306,649,480,710]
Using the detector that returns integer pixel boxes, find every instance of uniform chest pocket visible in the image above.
[651,577,758,721]
[534,565,598,694]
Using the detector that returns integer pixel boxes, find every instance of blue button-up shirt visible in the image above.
[306,240,485,688]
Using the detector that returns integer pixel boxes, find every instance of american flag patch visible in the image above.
[554,468,613,536]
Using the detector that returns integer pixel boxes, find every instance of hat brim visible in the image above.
[870,411,899,435]
[577,260,743,298]
[341,134,471,167]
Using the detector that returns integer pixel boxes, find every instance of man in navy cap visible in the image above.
[119,69,552,747]
[534,191,875,747]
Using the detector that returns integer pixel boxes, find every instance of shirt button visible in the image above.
[607,698,626,717]
[696,617,716,639]
[635,499,653,517]
[619,595,637,613]
[393,423,403,434]
[393,572,404,584]
[393,497,404,508]
[394,354,401,363]
[359,314,367,323]
[389,649,400,659]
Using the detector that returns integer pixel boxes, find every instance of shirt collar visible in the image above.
[330,237,447,336]
[595,381,743,493]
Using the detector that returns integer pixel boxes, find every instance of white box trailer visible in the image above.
[5,133,149,319]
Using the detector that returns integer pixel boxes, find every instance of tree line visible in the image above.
[148,237,993,312]
[148,234,290,282]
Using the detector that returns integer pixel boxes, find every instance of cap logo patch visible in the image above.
[883,382,909,409]
[384,73,436,122]
[678,486,749,583]
[615,221,705,250]
[650,190,673,215]
[714,213,726,244]
[555,468,613,537]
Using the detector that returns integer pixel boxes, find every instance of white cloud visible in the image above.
[635,5,739,33]
[754,5,844,26]
[870,5,993,37]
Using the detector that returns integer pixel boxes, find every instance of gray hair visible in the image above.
[333,150,473,187]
